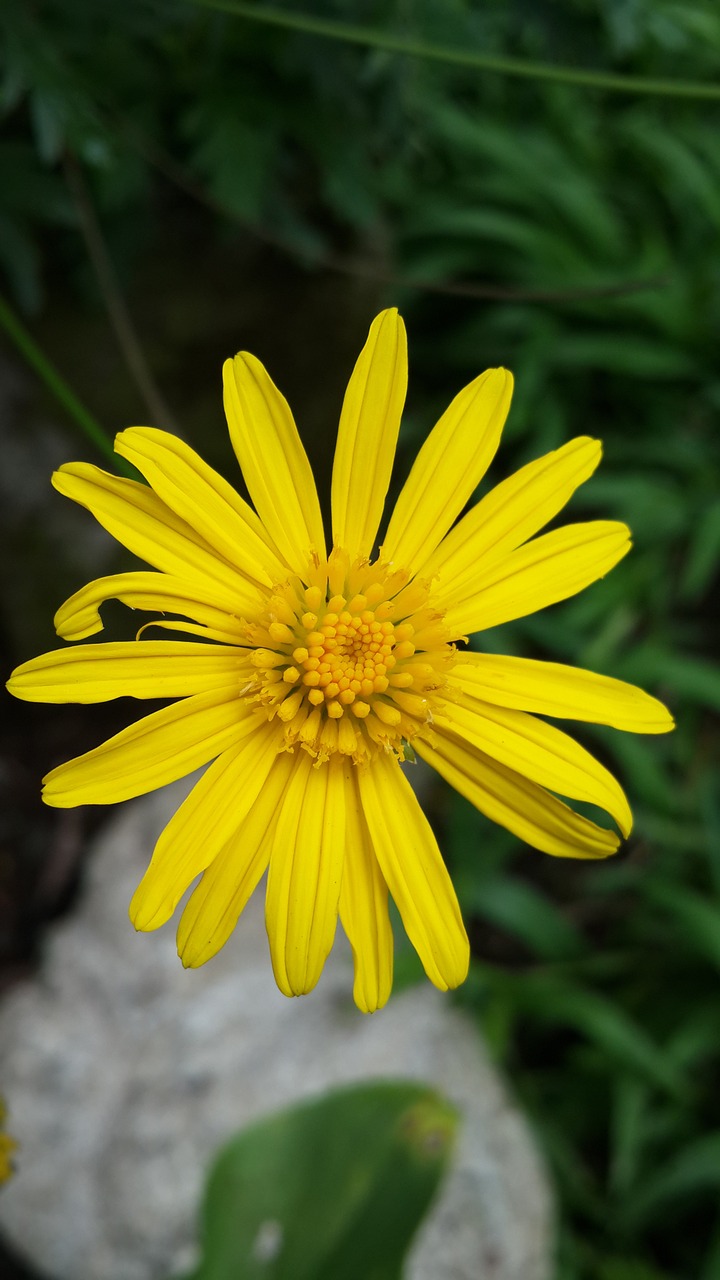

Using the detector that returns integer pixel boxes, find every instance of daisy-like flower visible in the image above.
[8,310,673,1011]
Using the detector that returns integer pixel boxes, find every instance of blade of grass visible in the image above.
[0,293,135,476]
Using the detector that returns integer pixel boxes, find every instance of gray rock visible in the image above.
[0,780,553,1280]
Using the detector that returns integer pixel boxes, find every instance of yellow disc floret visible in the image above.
[242,548,453,763]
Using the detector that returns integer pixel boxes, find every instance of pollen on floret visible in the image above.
[241,547,452,764]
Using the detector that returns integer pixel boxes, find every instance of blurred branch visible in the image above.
[0,291,131,472]
[322,262,670,304]
[63,152,181,435]
[188,0,720,101]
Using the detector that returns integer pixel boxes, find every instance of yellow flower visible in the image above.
[0,1100,17,1184]
[7,310,673,1011]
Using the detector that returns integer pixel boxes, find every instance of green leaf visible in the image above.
[186,1082,457,1280]
[622,1132,720,1228]
[510,974,685,1096]
[642,880,720,971]
[185,94,279,221]
[462,874,585,961]
[552,332,695,378]
[681,497,720,601]
[622,114,720,234]
[608,1076,649,1196]
[619,647,720,713]
[0,212,42,311]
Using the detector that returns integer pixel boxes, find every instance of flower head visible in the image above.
[7,310,673,1011]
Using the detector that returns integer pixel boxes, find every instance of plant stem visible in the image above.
[188,0,720,101]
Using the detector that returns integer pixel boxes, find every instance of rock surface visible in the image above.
[0,780,552,1279]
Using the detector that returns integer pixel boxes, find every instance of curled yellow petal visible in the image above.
[54,572,255,642]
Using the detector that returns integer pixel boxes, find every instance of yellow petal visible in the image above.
[450,652,675,734]
[114,427,285,587]
[382,367,512,574]
[338,761,393,1013]
[42,686,246,807]
[437,693,632,837]
[53,464,254,598]
[265,753,345,997]
[417,728,620,859]
[134,618,248,646]
[131,718,281,931]
[177,751,298,968]
[423,435,602,589]
[331,309,408,558]
[54,572,255,642]
[223,352,326,572]
[442,521,631,637]
[357,752,469,991]
[8,640,244,703]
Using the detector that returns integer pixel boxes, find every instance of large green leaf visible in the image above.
[182,1082,457,1280]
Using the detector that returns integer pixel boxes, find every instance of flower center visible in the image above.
[243,548,453,763]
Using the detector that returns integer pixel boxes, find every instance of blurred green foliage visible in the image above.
[1,2,720,1278]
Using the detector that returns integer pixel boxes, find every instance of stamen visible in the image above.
[375,702,402,726]
[268,622,294,645]
[394,640,416,660]
[277,689,304,721]
[304,586,323,611]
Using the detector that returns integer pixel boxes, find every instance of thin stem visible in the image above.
[64,152,181,435]
[188,0,720,101]
[0,292,130,471]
